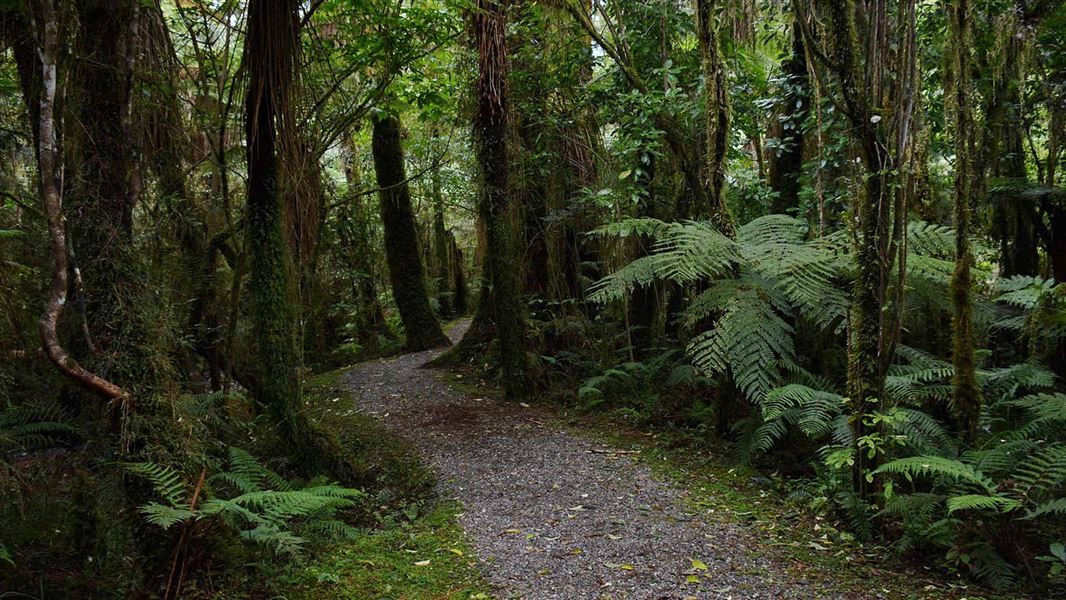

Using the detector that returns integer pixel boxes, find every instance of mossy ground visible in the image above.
[269,501,489,600]
[208,364,490,599]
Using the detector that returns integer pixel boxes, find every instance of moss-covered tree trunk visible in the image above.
[768,19,809,215]
[340,135,389,341]
[695,0,735,234]
[64,0,139,365]
[370,112,450,351]
[947,0,981,443]
[448,231,468,315]
[815,0,918,501]
[474,0,528,398]
[243,0,356,480]
[431,161,453,317]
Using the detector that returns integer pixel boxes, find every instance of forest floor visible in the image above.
[309,320,1011,600]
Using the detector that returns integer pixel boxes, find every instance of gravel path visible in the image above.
[342,322,845,599]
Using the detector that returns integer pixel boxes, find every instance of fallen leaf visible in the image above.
[447,548,464,556]
[414,560,430,566]
[686,575,699,584]
[691,558,708,571]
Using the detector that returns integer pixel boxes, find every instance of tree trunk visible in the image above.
[244,0,357,480]
[431,161,453,317]
[33,0,127,401]
[948,0,980,443]
[370,112,450,351]
[695,0,734,234]
[768,19,809,215]
[474,0,528,398]
[63,0,140,364]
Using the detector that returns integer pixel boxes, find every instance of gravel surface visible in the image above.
[342,322,847,599]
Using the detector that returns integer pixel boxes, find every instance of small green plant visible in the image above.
[127,446,365,556]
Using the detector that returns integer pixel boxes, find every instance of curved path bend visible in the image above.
[342,322,847,599]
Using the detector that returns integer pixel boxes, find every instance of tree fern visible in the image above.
[945,494,1021,514]
[874,456,993,490]
[686,283,794,404]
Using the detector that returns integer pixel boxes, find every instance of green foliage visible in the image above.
[0,401,80,453]
[126,448,366,556]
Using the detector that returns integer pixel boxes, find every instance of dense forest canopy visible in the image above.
[1,0,1065,597]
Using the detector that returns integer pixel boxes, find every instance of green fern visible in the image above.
[874,456,993,490]
[127,449,366,556]
[0,401,80,452]
[124,462,189,507]
[946,494,1021,514]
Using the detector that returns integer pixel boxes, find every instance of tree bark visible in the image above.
[32,0,126,401]
[370,112,450,351]
[695,0,734,234]
[948,0,981,443]
[768,19,809,215]
[474,0,528,398]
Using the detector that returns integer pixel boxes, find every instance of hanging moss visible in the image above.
[370,112,450,351]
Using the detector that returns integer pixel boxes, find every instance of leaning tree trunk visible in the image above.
[474,0,528,398]
[370,112,450,351]
[947,0,981,443]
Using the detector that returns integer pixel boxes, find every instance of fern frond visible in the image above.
[124,462,188,507]
[686,286,794,404]
[1024,498,1066,519]
[140,503,197,529]
[945,494,1021,514]
[874,456,993,490]
[907,221,956,259]
[892,408,957,455]
[1011,445,1066,497]
[588,217,670,238]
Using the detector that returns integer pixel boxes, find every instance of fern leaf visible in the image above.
[945,494,1021,514]
[875,456,993,490]
[140,503,196,529]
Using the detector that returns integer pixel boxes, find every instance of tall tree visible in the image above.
[768,18,810,215]
[473,0,528,398]
[371,111,450,351]
[802,0,919,499]
[947,0,981,442]
[695,0,735,233]
[431,155,453,317]
[32,0,127,401]
[243,0,354,478]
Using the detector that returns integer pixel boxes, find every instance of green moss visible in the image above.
[273,501,489,600]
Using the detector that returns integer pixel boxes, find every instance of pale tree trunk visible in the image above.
[32,0,126,400]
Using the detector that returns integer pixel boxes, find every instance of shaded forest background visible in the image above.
[1,0,1065,597]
